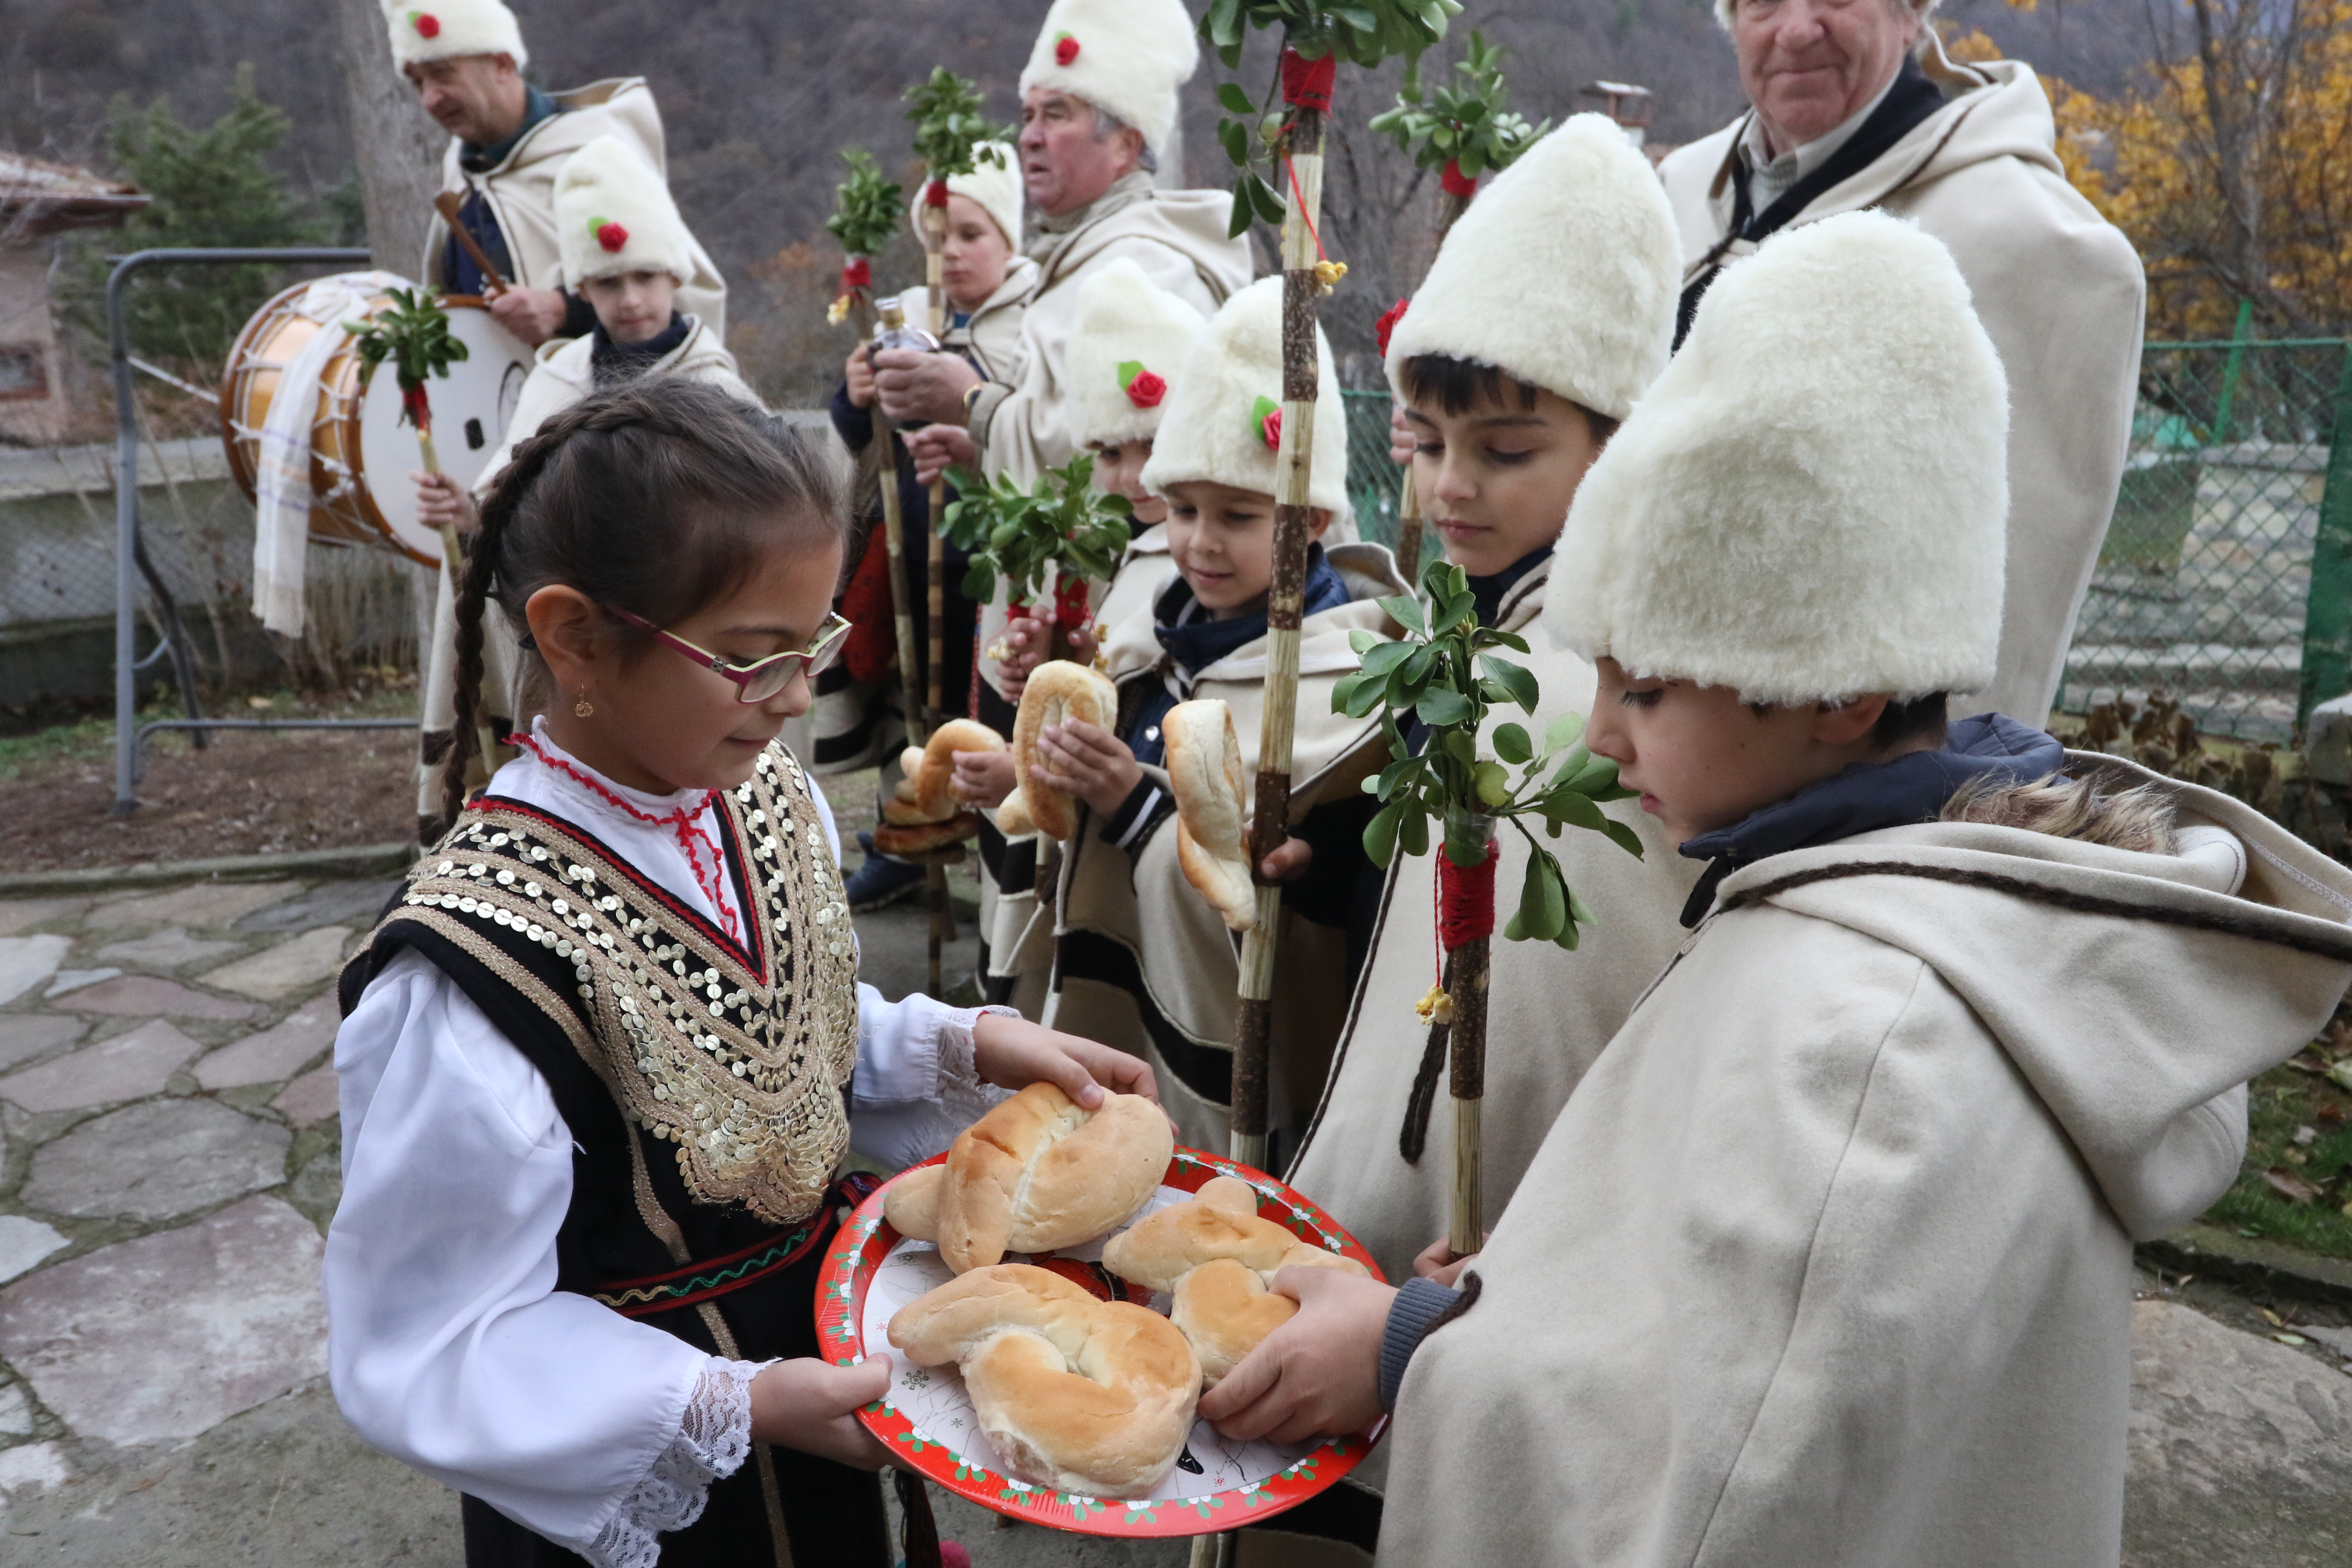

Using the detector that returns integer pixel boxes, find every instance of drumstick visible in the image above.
[434,192,510,295]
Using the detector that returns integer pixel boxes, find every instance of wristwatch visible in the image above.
[962,382,989,420]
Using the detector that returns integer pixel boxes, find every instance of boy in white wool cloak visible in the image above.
[1197,213,2352,1566]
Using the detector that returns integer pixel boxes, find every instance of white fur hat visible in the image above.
[382,0,527,68]
[1544,211,2009,704]
[1019,0,1198,157]
[554,137,696,287]
[1067,258,1207,447]
[1384,115,1681,423]
[1141,276,1348,515]
[908,143,1023,250]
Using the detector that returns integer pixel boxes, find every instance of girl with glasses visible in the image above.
[327,380,1158,1568]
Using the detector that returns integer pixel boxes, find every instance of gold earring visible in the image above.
[574,693,595,718]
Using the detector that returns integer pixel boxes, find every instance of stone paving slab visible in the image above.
[24,1099,290,1222]
[0,898,85,938]
[0,1196,327,1447]
[0,1019,203,1113]
[236,878,401,935]
[0,936,71,1007]
[83,880,302,933]
[92,926,247,973]
[273,1067,341,1131]
[49,975,258,1021]
[196,995,340,1090]
[0,1016,85,1074]
[0,1382,31,1439]
[0,1218,67,1285]
[200,927,353,1003]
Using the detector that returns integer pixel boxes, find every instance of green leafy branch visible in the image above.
[939,453,1134,606]
[344,285,466,428]
[1332,558,1640,950]
[1199,0,1462,239]
[825,149,903,260]
[1368,30,1548,183]
[905,68,1014,188]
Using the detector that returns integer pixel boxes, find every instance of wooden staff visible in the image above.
[1440,823,1496,1256]
[1230,70,1331,1171]
[918,193,959,994]
[433,191,511,294]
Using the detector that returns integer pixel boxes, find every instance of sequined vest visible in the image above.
[340,744,860,1344]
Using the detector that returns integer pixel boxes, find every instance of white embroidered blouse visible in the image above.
[325,727,1000,1565]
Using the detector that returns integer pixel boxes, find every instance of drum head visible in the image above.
[355,303,533,565]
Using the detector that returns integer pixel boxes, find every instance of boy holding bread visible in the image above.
[1024,274,1408,1154]
[1201,211,2352,1567]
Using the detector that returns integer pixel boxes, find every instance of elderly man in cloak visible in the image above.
[1657,0,2144,729]
[388,0,726,349]
[871,0,1253,1008]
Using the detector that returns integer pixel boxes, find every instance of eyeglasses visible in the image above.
[602,606,853,703]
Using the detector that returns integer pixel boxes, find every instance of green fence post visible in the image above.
[2295,343,2352,727]
[2213,298,2254,444]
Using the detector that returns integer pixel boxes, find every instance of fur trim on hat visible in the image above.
[1018,0,1197,156]
[1544,211,2009,704]
[1067,258,1207,448]
[1384,115,1680,423]
[382,0,526,68]
[907,142,1024,251]
[554,137,696,286]
[1141,276,1348,515]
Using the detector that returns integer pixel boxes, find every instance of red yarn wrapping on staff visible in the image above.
[925,178,951,208]
[400,382,432,432]
[1051,573,1091,630]
[840,257,872,289]
[1280,48,1336,111]
[1439,158,1477,198]
[1436,838,1499,952]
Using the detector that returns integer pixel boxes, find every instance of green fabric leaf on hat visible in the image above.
[1117,360,1143,391]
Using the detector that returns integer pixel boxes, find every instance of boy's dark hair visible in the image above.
[1870,692,1949,752]
[442,378,848,830]
[1398,353,1621,445]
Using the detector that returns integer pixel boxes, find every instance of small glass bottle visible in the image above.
[873,295,942,354]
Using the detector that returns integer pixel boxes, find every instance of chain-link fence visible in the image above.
[2058,339,2352,743]
[1343,389,1404,551]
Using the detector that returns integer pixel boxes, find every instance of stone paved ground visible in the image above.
[0,872,2345,1565]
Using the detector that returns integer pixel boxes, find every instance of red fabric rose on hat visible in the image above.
[411,10,441,37]
[1118,361,1165,410]
[1253,396,1282,450]
[595,220,629,254]
[1375,297,1409,358]
[1054,31,1080,65]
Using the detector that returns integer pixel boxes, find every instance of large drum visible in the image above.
[220,279,533,567]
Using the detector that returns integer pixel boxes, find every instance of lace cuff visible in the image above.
[939,1005,1018,1121]
[582,1357,763,1568]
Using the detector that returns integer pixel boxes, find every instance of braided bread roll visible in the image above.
[1101,1176,1369,1385]
[888,1263,1201,1497]
[1011,661,1119,841]
[1163,699,1256,931]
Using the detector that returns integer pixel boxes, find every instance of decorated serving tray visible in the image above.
[817,1145,1388,1537]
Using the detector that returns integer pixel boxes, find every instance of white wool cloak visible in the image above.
[1378,766,2352,1566]
[424,78,726,342]
[1657,53,2142,728]
[1287,560,1696,1289]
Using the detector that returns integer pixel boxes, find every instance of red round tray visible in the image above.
[816,1144,1388,1537]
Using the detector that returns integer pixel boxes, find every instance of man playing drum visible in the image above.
[387,0,726,348]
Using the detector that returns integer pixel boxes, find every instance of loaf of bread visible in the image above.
[916,719,1007,818]
[1164,699,1256,931]
[888,1263,1201,1497]
[995,787,1036,838]
[1011,661,1120,841]
[884,1082,1172,1272]
[1101,1176,1369,1385]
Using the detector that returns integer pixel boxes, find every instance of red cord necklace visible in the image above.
[512,733,741,942]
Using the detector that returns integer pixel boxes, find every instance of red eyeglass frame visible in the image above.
[601,605,853,703]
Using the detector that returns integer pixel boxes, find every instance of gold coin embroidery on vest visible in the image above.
[388,745,860,1224]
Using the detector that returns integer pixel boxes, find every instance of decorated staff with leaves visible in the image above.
[1200,0,1459,1169]
[1368,30,1547,579]
[943,453,1134,666]
[1285,122,1702,1317]
[825,149,901,339]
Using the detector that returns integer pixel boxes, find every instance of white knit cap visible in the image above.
[907,143,1024,250]
[1018,0,1198,157]
[1544,211,2009,704]
[1067,258,1207,448]
[1384,115,1681,423]
[554,137,697,287]
[1141,276,1348,515]
[382,0,527,68]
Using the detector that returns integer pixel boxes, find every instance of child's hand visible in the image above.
[1030,719,1141,819]
[1388,400,1415,466]
[1198,1267,1396,1443]
[844,346,876,410]
[995,616,1047,696]
[952,748,1016,810]
[972,1011,1160,1108]
[1260,838,1312,883]
[749,1355,894,1469]
[904,423,978,487]
[1411,1232,1483,1288]
[414,471,479,536]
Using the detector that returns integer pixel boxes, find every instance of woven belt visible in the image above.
[590,1173,881,1317]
